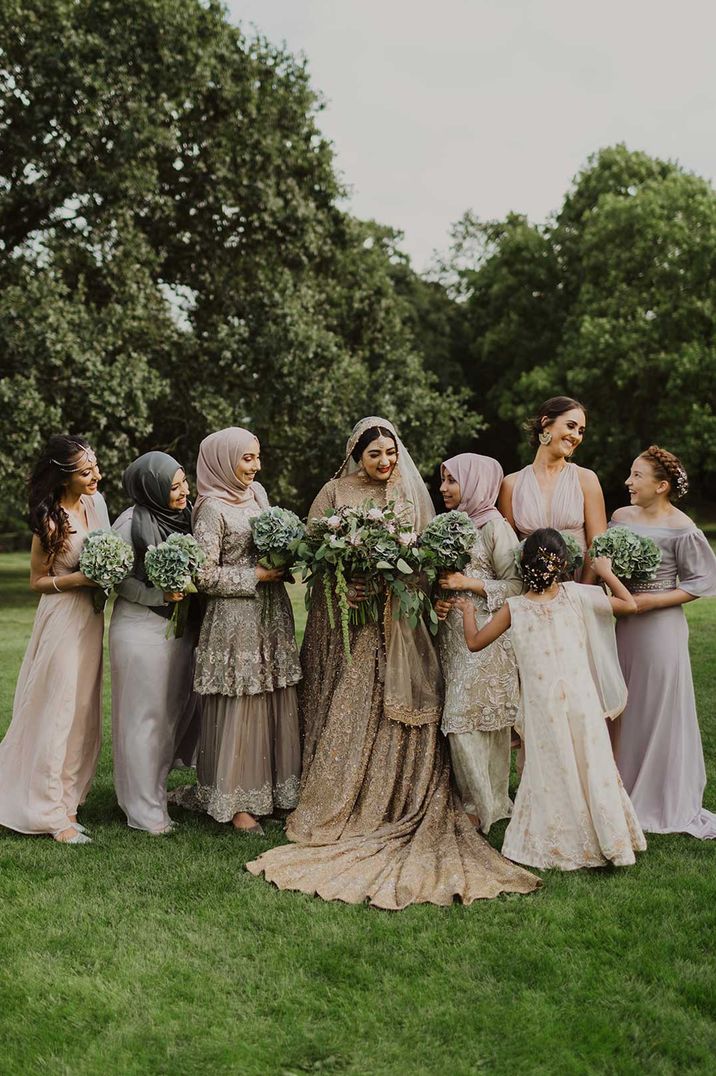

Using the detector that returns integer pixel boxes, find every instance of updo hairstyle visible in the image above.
[524,396,587,448]
[521,528,570,594]
[639,445,688,500]
[351,426,398,463]
[28,434,93,561]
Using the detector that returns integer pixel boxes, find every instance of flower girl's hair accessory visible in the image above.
[520,528,570,594]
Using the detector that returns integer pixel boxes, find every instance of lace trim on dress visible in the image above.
[384,698,442,726]
[168,775,300,820]
[482,578,512,615]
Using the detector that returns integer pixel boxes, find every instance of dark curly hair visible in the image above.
[351,425,397,463]
[524,396,587,449]
[639,445,688,500]
[521,528,570,594]
[28,435,94,562]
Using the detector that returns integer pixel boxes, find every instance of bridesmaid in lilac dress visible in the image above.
[612,445,716,838]
[0,436,109,845]
[499,396,607,583]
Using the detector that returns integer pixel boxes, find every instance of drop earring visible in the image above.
[538,429,552,446]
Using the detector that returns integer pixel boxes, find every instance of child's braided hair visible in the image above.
[639,445,688,500]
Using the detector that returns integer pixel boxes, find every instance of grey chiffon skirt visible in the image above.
[185,687,301,821]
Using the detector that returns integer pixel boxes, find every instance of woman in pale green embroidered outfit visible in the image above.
[184,427,301,834]
[436,454,522,834]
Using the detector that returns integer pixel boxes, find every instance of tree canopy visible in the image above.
[0,0,476,531]
[438,145,716,500]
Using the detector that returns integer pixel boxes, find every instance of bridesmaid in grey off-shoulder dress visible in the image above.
[613,446,716,838]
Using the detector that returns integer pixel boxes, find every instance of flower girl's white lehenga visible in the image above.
[502,581,646,870]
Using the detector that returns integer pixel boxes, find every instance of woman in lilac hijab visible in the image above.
[436,454,523,833]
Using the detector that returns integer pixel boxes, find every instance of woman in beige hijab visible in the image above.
[174,427,302,835]
[247,418,539,907]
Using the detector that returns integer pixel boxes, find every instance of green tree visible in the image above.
[442,147,716,499]
[0,0,475,530]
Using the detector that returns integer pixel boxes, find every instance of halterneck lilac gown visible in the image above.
[613,520,716,838]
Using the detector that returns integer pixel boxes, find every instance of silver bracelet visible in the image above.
[51,577,61,593]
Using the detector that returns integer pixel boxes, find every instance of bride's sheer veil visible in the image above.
[334,416,435,531]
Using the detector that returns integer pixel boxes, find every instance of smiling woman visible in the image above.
[0,434,110,844]
[182,427,302,836]
[498,396,607,583]
[109,451,201,835]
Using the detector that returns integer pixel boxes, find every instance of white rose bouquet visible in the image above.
[144,533,206,638]
[250,506,306,582]
[79,529,135,612]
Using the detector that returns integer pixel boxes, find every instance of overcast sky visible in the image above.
[227,0,716,271]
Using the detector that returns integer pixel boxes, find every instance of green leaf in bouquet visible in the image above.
[396,559,412,574]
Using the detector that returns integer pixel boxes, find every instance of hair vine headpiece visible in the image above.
[50,444,97,472]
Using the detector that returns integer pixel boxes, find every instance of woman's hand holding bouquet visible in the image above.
[298,500,428,658]
[79,529,135,612]
[250,507,306,584]
[144,533,206,638]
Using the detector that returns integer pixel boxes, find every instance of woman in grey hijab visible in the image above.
[109,451,200,834]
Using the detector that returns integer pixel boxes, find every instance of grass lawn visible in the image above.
[1,551,716,1075]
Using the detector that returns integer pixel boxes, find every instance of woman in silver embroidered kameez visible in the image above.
[435,454,522,833]
[187,427,302,836]
[247,418,539,908]
[110,452,201,834]
[611,445,716,838]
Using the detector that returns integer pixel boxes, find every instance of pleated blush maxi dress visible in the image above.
[0,492,110,836]
[511,462,587,557]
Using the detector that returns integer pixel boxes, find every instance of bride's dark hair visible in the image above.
[28,435,93,561]
[351,426,397,463]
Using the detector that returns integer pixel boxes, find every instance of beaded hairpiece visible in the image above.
[673,467,689,499]
[522,547,567,594]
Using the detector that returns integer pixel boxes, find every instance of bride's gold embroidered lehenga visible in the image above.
[246,418,539,909]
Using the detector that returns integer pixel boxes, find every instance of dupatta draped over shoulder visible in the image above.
[320,415,442,728]
[246,417,540,909]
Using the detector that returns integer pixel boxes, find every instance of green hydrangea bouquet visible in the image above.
[79,529,134,612]
[589,527,662,581]
[250,506,306,582]
[144,533,206,637]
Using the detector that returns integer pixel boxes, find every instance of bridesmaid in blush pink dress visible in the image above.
[0,436,109,845]
[499,396,607,583]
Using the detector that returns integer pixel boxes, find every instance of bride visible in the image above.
[247,417,539,908]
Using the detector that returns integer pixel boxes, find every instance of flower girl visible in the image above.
[453,528,646,870]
